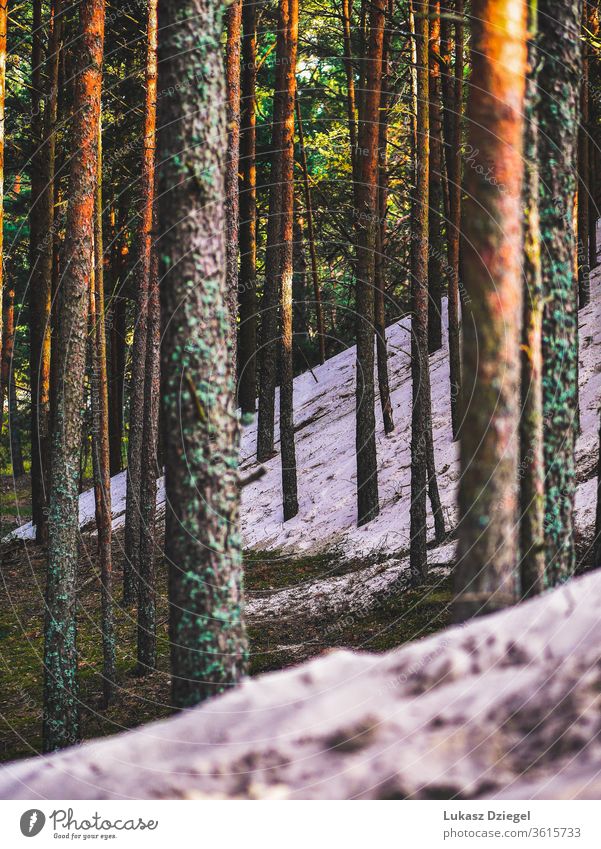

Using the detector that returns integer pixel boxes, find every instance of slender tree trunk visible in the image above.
[410,0,430,584]
[374,1,394,435]
[279,0,299,521]
[578,1,591,308]
[108,206,127,475]
[238,0,258,415]
[89,124,115,706]
[355,0,385,526]
[137,232,159,674]
[43,0,105,752]
[427,0,444,354]
[539,0,583,586]
[256,0,288,462]
[0,285,13,427]
[295,94,326,364]
[9,379,24,477]
[158,0,247,708]
[293,213,308,347]
[123,0,157,604]
[519,2,545,598]
[225,0,242,359]
[341,0,358,193]
[454,0,527,621]
[441,0,463,438]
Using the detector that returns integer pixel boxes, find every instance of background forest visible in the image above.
[0,0,599,800]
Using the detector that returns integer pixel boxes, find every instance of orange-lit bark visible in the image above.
[225,0,242,357]
[454,0,527,620]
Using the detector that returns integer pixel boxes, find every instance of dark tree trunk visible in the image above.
[355,0,385,526]
[538,0,583,586]
[108,206,127,475]
[9,379,24,477]
[237,0,258,415]
[427,0,444,354]
[158,0,248,708]
[43,0,105,752]
[454,0,527,621]
[578,0,591,308]
[123,0,158,604]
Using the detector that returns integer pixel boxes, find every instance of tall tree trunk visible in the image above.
[295,93,326,364]
[441,0,463,438]
[137,233,159,674]
[225,0,242,359]
[410,0,430,584]
[0,285,13,427]
[43,0,105,752]
[108,206,127,475]
[123,0,157,604]
[29,0,51,543]
[9,378,24,477]
[427,0,444,354]
[454,0,527,621]
[341,0,358,194]
[519,1,545,598]
[578,0,591,308]
[538,0,583,586]
[256,0,288,462]
[89,126,115,705]
[374,1,394,435]
[355,0,385,526]
[158,0,247,708]
[237,0,258,415]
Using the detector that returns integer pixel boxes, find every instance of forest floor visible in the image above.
[2,237,601,762]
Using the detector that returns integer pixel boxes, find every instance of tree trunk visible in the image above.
[256,0,288,462]
[374,1,394,435]
[341,0,358,194]
[108,206,127,475]
[454,0,527,621]
[441,0,463,438]
[295,93,326,364]
[9,379,24,477]
[89,126,115,705]
[355,0,385,526]
[519,2,545,598]
[538,0,583,586]
[578,1,591,308]
[237,0,258,415]
[427,0,444,354]
[123,0,157,604]
[410,0,430,584]
[43,0,105,752]
[225,0,242,360]
[158,0,247,708]
[0,284,13,427]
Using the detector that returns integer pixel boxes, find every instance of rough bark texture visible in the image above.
[454,0,527,621]
[409,0,430,584]
[519,7,545,598]
[157,0,248,708]
[5,571,601,800]
[237,0,258,415]
[89,129,115,704]
[578,0,590,308]
[538,0,583,586]
[279,0,299,521]
[225,0,242,360]
[123,0,157,604]
[43,0,105,752]
[354,0,385,526]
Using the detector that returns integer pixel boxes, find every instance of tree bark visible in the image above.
[225,0,242,360]
[108,205,127,475]
[158,0,248,708]
[538,0,583,586]
[43,0,105,752]
[427,0,444,354]
[454,0,527,621]
[123,0,157,604]
[355,0,385,526]
[578,0,591,308]
[237,0,258,415]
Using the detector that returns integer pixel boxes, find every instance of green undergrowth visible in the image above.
[0,539,451,762]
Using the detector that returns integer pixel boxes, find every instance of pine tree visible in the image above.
[225,0,242,357]
[454,0,527,620]
[158,0,248,708]
[43,0,105,752]
[427,0,444,354]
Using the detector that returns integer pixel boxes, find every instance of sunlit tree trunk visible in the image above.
[158,0,247,708]
[237,0,258,415]
[43,0,105,752]
[578,1,591,308]
[427,0,444,354]
[225,0,242,357]
[454,0,527,621]
[355,0,385,526]
[538,0,583,586]
[123,0,157,603]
